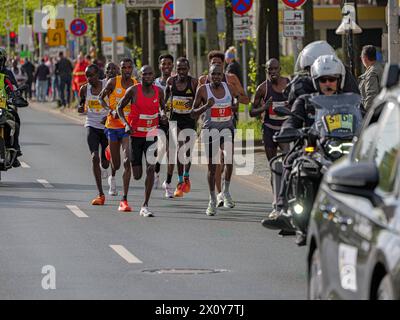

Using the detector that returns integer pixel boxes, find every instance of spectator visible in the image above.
[56,51,73,108]
[34,58,50,102]
[359,45,384,111]
[225,46,243,86]
[72,53,89,105]
[11,58,27,88]
[22,58,35,100]
[48,57,59,101]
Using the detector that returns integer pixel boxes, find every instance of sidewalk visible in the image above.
[28,100,272,192]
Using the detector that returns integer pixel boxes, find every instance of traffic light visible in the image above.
[9,31,16,48]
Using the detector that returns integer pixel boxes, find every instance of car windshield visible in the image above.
[310,93,363,140]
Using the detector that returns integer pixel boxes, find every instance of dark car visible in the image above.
[306,65,400,300]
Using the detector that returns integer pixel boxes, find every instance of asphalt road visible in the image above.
[0,104,306,300]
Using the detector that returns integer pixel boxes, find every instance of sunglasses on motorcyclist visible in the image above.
[318,76,338,83]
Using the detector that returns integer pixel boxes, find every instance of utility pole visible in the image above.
[111,0,118,63]
[39,0,44,59]
[388,0,399,64]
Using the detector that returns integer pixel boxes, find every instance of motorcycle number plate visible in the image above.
[324,114,353,133]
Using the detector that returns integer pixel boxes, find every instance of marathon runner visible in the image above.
[163,57,198,198]
[154,54,174,190]
[77,64,109,205]
[250,58,290,161]
[99,58,138,212]
[117,65,167,217]
[199,51,250,207]
[192,64,238,216]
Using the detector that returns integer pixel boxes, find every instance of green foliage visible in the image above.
[280,55,295,77]
[236,119,263,141]
[247,56,257,97]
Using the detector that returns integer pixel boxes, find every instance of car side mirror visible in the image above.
[326,162,382,206]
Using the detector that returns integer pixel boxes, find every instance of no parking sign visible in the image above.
[69,18,87,37]
[162,1,181,25]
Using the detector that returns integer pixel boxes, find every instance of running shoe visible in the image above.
[223,192,235,208]
[217,192,224,208]
[153,173,160,189]
[140,206,154,217]
[206,201,217,216]
[182,177,191,193]
[162,181,174,198]
[174,182,184,197]
[118,200,132,212]
[91,194,105,206]
[108,176,118,196]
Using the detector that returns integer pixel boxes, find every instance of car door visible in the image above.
[328,102,400,299]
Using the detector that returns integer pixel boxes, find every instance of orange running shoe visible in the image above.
[182,177,191,193]
[174,183,184,197]
[91,194,105,205]
[118,200,132,212]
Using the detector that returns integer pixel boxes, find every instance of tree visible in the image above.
[141,10,149,65]
[224,0,234,50]
[256,0,268,85]
[266,0,279,59]
[205,0,219,51]
[302,0,315,47]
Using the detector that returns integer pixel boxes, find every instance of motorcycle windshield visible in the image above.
[310,93,363,140]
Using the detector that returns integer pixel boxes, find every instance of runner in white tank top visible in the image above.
[191,64,238,216]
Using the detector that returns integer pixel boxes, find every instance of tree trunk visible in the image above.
[224,0,234,51]
[302,0,314,47]
[152,9,160,69]
[266,0,279,59]
[141,10,149,66]
[206,0,219,51]
[256,0,268,85]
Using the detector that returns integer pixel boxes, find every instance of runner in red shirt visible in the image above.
[117,65,168,217]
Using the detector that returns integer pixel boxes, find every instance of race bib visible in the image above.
[211,103,232,122]
[269,101,289,121]
[87,99,103,113]
[172,96,192,114]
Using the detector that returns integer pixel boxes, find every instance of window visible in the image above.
[373,103,400,193]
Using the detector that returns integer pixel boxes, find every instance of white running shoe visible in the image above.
[101,169,109,179]
[153,173,160,189]
[206,201,217,216]
[162,181,174,198]
[108,176,118,196]
[223,192,235,208]
[140,206,154,217]
[217,192,224,208]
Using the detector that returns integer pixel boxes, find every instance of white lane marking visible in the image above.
[37,179,54,188]
[20,161,30,168]
[66,205,89,218]
[110,245,143,264]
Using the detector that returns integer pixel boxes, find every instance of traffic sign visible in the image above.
[234,14,252,41]
[47,19,66,47]
[70,19,88,37]
[283,9,304,23]
[82,7,101,14]
[281,0,307,9]
[283,24,304,37]
[4,19,12,31]
[162,1,181,25]
[231,0,253,16]
[165,23,181,44]
[126,0,166,8]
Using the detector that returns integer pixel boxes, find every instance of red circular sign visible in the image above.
[162,1,181,25]
[231,0,253,15]
[70,18,87,37]
[281,0,307,9]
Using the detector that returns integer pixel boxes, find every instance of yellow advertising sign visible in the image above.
[47,19,66,47]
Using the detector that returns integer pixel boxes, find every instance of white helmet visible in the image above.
[311,55,346,90]
[295,41,336,72]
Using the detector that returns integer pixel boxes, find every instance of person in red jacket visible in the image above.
[72,53,89,104]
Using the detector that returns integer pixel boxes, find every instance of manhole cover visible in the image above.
[142,268,230,275]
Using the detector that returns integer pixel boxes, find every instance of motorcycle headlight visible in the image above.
[325,140,354,159]
[294,203,304,215]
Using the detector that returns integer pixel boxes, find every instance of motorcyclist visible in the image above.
[284,40,360,107]
[262,55,352,244]
[0,48,28,167]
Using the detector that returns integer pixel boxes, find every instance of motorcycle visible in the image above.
[270,93,363,245]
[0,84,28,180]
